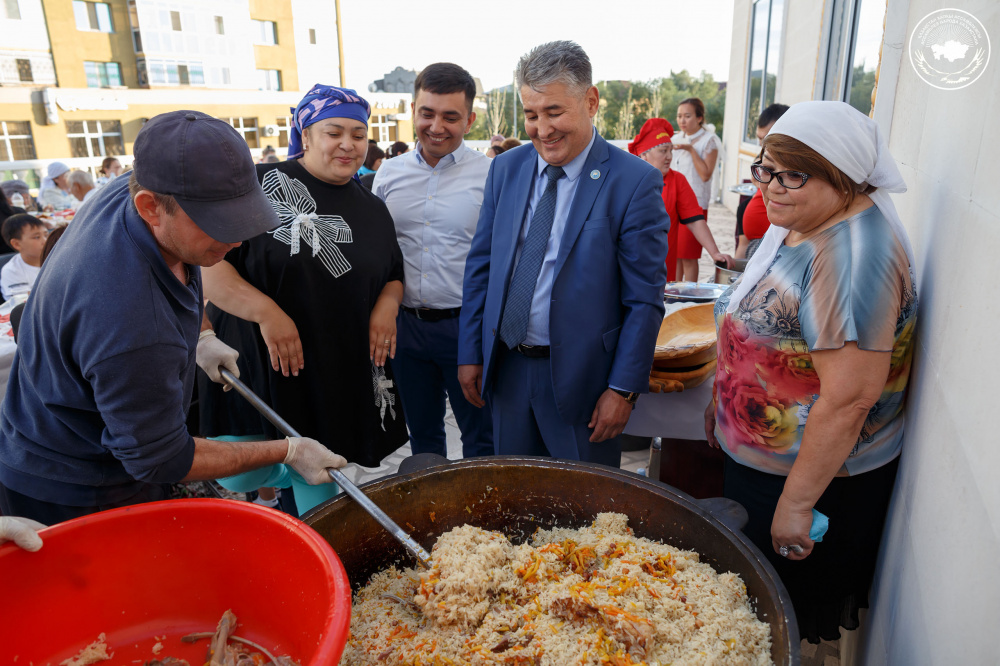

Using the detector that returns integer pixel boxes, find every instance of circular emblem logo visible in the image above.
[909,8,990,90]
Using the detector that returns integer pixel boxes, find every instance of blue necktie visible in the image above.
[500,164,565,348]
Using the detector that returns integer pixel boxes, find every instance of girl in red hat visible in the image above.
[629,118,732,281]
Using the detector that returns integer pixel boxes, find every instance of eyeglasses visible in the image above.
[750,162,811,189]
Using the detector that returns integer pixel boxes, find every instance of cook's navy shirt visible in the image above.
[0,176,200,506]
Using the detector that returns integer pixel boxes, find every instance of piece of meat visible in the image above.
[60,633,113,666]
[491,631,535,653]
[208,610,238,666]
[145,659,190,666]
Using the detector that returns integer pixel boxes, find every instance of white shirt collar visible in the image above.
[414,140,468,168]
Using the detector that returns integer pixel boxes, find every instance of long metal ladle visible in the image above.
[219,367,433,569]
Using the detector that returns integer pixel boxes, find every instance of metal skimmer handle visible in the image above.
[219,368,433,569]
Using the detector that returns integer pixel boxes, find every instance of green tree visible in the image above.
[596,71,726,140]
[848,63,877,116]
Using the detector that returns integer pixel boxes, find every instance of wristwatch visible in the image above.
[610,388,640,406]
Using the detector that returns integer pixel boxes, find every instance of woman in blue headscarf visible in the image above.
[201,85,408,514]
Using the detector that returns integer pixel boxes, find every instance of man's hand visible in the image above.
[0,516,46,552]
[458,364,485,408]
[283,437,348,485]
[588,389,633,442]
[196,331,239,386]
[259,305,304,377]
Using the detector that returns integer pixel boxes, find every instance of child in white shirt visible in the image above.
[1,214,47,301]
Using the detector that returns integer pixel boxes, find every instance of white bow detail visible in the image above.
[291,212,322,257]
[261,169,354,277]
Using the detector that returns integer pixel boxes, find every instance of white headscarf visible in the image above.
[40,161,70,192]
[727,101,915,313]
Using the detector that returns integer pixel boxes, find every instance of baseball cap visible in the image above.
[132,110,279,243]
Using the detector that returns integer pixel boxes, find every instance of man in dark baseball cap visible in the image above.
[0,110,346,526]
[131,110,279,243]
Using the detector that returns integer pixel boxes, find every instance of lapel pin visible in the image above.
[590,169,601,180]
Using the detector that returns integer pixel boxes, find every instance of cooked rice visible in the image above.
[341,513,773,665]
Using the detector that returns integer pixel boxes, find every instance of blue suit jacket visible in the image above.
[458,135,670,424]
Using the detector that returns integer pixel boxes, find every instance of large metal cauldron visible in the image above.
[303,457,799,665]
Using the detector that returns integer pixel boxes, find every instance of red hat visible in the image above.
[628,118,674,156]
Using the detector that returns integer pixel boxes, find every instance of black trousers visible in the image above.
[723,455,899,643]
[0,481,170,526]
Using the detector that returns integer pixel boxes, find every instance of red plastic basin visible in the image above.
[0,498,351,664]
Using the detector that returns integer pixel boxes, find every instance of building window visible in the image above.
[744,0,784,143]
[822,0,885,116]
[227,117,259,148]
[66,120,124,158]
[252,19,277,45]
[256,69,281,91]
[84,61,122,88]
[145,59,204,86]
[276,116,290,148]
[0,121,36,161]
[169,9,181,31]
[4,0,21,20]
[369,115,396,143]
[309,28,316,44]
[15,59,32,82]
[214,15,224,35]
[73,1,114,33]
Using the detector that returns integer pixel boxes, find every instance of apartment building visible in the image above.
[0,0,413,176]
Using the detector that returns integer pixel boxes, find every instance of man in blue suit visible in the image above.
[457,41,669,467]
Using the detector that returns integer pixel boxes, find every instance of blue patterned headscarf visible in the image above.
[287,84,371,160]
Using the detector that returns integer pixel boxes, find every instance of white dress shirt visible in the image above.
[517,128,598,346]
[374,142,491,309]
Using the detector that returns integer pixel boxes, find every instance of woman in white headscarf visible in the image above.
[703,101,917,643]
[37,162,76,211]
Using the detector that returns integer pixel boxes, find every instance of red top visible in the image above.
[742,189,770,240]
[662,169,705,281]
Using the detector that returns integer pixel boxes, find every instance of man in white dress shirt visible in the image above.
[374,63,493,458]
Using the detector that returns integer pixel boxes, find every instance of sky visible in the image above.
[338,0,736,93]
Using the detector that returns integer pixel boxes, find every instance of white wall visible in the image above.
[862,1,1000,663]
[290,0,340,91]
[1,0,51,51]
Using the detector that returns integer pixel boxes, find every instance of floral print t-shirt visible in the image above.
[713,205,917,476]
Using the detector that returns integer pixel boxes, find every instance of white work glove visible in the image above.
[284,437,348,485]
[196,329,239,386]
[0,516,47,552]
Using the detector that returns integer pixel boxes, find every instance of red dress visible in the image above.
[741,190,770,240]
[660,170,706,281]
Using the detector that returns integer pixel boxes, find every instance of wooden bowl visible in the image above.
[648,358,717,393]
[653,303,717,360]
[652,344,717,370]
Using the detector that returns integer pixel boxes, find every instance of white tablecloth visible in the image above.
[623,301,715,441]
